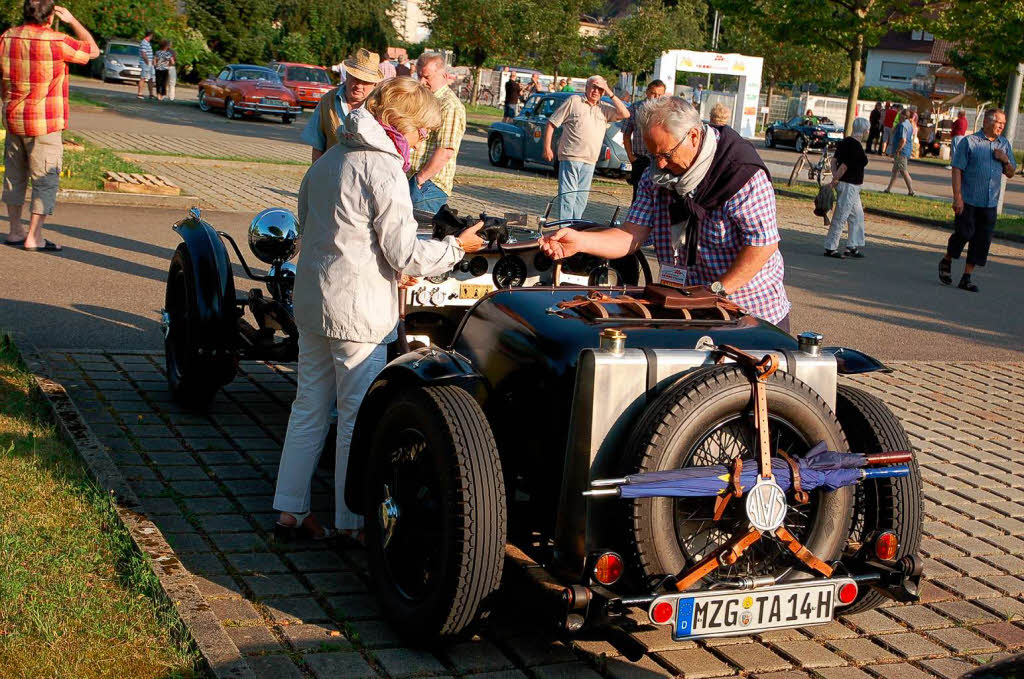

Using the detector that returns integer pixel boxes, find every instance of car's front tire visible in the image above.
[198,89,210,112]
[765,130,776,148]
[795,135,807,153]
[488,135,510,167]
[225,98,237,120]
[364,385,506,642]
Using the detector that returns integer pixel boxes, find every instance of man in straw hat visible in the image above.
[302,48,382,163]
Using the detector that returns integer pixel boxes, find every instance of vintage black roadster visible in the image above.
[161,196,922,644]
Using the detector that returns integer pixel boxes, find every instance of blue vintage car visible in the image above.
[487,91,631,176]
[764,115,843,152]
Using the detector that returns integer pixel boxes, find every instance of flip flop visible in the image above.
[23,239,62,252]
[3,239,25,247]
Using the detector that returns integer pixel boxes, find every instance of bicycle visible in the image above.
[787,141,835,187]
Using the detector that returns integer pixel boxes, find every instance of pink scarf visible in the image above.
[380,122,411,172]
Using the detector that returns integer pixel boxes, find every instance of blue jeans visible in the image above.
[409,177,448,214]
[556,160,595,221]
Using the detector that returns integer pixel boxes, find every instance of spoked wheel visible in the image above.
[225,98,236,120]
[625,366,853,587]
[795,135,807,153]
[364,385,506,641]
[164,244,236,407]
[198,89,210,112]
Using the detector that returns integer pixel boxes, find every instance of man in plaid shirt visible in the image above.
[407,52,465,213]
[1,0,97,251]
[540,96,792,330]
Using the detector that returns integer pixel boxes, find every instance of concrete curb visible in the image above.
[58,188,202,210]
[773,187,1024,244]
[7,335,256,679]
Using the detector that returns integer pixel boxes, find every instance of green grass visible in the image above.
[0,132,148,192]
[115,148,308,166]
[773,180,1024,236]
[68,91,108,109]
[0,335,199,679]
[464,103,503,118]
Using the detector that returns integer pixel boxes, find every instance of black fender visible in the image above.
[824,347,892,374]
[170,213,237,349]
[344,349,488,513]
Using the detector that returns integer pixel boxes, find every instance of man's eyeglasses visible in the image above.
[652,134,690,163]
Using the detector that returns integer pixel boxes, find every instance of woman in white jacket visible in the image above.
[272,77,484,544]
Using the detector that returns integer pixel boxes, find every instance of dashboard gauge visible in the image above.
[429,287,447,306]
[457,259,472,273]
[426,271,449,284]
[533,251,553,272]
[469,256,489,277]
[493,255,527,288]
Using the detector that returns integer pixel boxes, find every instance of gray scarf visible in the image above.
[649,124,718,255]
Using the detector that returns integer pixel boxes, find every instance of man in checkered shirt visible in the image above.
[540,96,792,331]
[0,0,98,251]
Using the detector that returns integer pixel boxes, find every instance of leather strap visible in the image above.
[777,449,809,504]
[774,526,834,577]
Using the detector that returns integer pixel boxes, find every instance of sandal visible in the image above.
[823,249,845,259]
[23,239,62,252]
[938,258,952,285]
[3,239,26,247]
[272,514,339,543]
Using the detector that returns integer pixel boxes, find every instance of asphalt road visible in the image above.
[2,202,1021,361]
[69,78,1024,212]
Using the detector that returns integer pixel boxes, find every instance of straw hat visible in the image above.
[344,48,383,83]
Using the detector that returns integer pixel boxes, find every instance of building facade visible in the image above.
[863,30,966,99]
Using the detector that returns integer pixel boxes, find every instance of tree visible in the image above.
[424,0,525,103]
[714,0,924,134]
[928,0,1024,106]
[523,0,599,85]
[605,0,707,85]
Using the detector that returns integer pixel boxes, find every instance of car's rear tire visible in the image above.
[198,89,210,112]
[164,245,236,408]
[488,135,510,167]
[225,98,236,120]
[765,130,776,148]
[624,366,853,588]
[364,385,506,642]
[835,384,922,614]
[795,135,807,153]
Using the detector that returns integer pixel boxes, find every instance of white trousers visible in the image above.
[167,66,176,100]
[825,182,865,251]
[272,332,386,530]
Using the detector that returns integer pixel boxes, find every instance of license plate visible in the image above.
[459,283,491,299]
[674,582,835,640]
[262,98,284,106]
[827,133,842,141]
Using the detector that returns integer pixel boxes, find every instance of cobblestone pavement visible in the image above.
[39,350,1024,678]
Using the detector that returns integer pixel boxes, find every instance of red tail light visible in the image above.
[874,531,899,561]
[593,552,624,585]
[605,148,611,161]
[651,601,674,624]
[838,582,858,605]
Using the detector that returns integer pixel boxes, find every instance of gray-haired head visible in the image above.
[638,95,702,142]
[416,51,444,74]
[852,117,870,141]
[983,108,1005,124]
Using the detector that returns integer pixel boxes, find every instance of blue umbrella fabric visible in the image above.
[607,443,905,500]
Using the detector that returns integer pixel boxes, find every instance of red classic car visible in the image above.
[197,64,302,124]
[269,61,334,108]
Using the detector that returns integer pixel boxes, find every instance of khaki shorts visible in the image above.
[892,154,909,173]
[3,131,63,215]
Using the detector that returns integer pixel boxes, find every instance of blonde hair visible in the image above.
[709,102,731,126]
[364,77,442,134]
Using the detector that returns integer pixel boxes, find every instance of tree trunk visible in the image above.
[472,66,484,106]
[844,32,865,136]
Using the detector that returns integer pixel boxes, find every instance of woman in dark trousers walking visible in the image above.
[154,40,174,101]
[866,102,883,154]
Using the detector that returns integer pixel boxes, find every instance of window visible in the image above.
[910,30,934,41]
[788,116,802,127]
[538,98,558,117]
[218,68,231,80]
[520,96,539,116]
[108,44,139,56]
[880,61,917,82]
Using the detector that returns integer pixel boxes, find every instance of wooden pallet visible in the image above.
[103,172,180,196]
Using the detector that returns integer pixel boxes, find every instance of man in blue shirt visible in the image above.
[939,108,1017,292]
[883,110,915,195]
[301,49,382,163]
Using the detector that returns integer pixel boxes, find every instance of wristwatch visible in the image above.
[710,281,727,297]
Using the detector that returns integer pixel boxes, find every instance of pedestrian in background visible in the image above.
[408,52,466,213]
[154,39,174,101]
[866,101,882,154]
[542,75,629,220]
[0,0,98,251]
[947,110,968,169]
[378,55,396,81]
[881,102,898,154]
[165,39,177,100]
[503,73,521,123]
[939,108,1016,292]
[137,29,154,100]
[523,72,546,98]
[709,102,731,126]
[883,108,915,196]
[302,48,382,163]
[692,82,704,112]
[622,79,665,201]
[824,118,870,259]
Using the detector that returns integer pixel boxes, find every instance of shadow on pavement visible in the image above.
[2,299,158,347]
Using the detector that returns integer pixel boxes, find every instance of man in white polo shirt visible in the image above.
[542,75,629,220]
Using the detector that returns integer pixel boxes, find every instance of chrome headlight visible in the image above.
[248,207,300,265]
[267,261,297,304]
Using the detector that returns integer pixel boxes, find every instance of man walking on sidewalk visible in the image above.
[0,0,98,251]
[622,79,665,202]
[866,102,882,154]
[883,110,915,196]
[938,108,1016,292]
[542,75,629,220]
